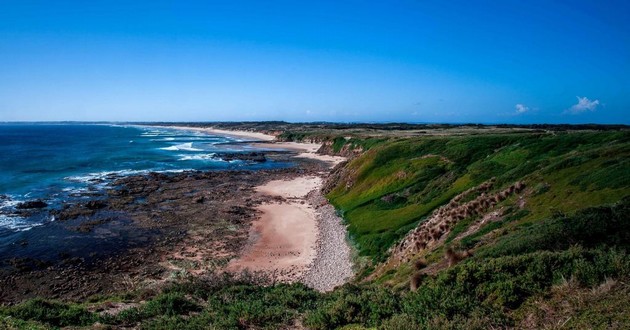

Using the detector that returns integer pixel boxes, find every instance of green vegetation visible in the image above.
[1,276,319,329]
[327,131,630,262]
[475,200,630,258]
[1,298,95,328]
[3,201,628,329]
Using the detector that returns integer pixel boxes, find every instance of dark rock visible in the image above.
[85,200,107,210]
[0,158,329,304]
[216,152,267,163]
[227,205,250,216]
[51,204,95,221]
[16,200,48,209]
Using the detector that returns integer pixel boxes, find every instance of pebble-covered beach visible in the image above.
[303,189,354,291]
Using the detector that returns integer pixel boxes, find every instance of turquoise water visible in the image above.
[0,124,284,234]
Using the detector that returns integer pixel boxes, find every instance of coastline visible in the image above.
[148,125,342,159]
[161,124,354,289]
[0,124,354,303]
[153,125,277,142]
[226,171,353,290]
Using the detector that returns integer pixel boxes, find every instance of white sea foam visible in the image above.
[0,214,43,232]
[62,187,89,194]
[0,198,22,209]
[153,137,220,142]
[160,142,204,152]
[65,170,143,183]
[150,137,176,141]
[178,153,217,161]
[64,168,191,184]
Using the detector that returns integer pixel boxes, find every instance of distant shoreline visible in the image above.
[149,125,277,142]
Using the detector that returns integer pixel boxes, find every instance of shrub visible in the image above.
[478,199,630,258]
[5,298,96,327]
[303,285,401,329]
[143,292,200,317]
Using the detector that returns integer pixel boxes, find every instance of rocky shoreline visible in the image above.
[302,188,354,291]
[0,145,353,304]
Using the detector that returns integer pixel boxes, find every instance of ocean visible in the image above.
[0,124,286,258]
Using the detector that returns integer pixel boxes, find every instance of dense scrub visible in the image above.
[1,275,319,329]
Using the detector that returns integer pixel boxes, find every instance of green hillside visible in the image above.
[327,131,629,265]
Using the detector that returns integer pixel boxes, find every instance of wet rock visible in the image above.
[216,152,267,163]
[52,206,88,221]
[72,217,113,233]
[16,200,48,209]
[85,200,107,210]
[193,195,205,203]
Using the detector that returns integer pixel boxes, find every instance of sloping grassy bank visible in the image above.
[326,131,629,266]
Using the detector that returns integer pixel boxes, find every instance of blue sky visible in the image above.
[1,0,628,123]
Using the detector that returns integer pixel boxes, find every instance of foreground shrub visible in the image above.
[303,285,401,329]
[143,292,200,317]
[4,298,96,327]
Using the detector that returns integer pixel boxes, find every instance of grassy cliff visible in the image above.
[2,127,629,329]
[327,131,629,265]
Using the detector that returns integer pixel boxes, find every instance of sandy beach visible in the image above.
[294,152,347,166]
[226,177,321,281]
[256,141,321,152]
[150,125,354,289]
[159,125,277,141]
[226,171,354,290]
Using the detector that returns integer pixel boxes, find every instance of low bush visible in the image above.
[478,199,630,258]
[3,298,96,327]
[303,285,401,329]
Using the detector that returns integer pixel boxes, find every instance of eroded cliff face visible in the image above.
[321,160,350,195]
[317,140,364,157]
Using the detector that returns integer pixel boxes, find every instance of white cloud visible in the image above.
[515,103,529,114]
[568,96,600,114]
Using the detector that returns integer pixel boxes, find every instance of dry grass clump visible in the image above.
[445,247,473,267]
[389,180,526,266]
[409,272,426,291]
[413,258,427,270]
